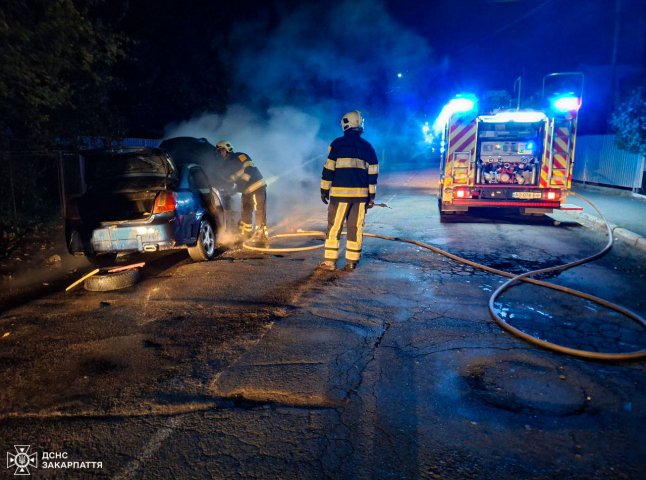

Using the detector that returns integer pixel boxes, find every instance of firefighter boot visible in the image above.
[249,225,270,247]
[342,261,358,271]
[317,260,337,271]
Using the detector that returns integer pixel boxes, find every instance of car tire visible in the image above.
[84,269,140,292]
[188,218,216,262]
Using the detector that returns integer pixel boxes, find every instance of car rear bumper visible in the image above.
[91,222,177,253]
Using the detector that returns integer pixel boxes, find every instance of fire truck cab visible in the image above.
[437,74,582,220]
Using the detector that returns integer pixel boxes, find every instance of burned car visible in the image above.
[65,146,228,265]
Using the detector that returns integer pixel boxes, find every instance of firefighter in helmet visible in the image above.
[319,110,379,271]
[215,140,269,246]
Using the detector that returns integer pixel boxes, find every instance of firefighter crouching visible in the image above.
[215,140,269,246]
[319,110,379,271]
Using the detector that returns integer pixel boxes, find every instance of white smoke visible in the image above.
[163,0,438,232]
[164,105,328,230]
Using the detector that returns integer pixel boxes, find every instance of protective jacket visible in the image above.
[227,152,266,194]
[321,130,378,202]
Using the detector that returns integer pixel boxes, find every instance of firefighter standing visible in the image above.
[319,110,379,271]
[215,140,269,246]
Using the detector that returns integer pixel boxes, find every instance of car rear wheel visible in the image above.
[84,269,140,292]
[188,218,216,261]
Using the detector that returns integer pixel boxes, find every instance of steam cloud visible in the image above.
[164,0,437,230]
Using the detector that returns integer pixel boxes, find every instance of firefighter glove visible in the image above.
[321,190,329,205]
[367,196,375,209]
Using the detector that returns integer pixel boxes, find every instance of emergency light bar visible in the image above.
[448,97,476,113]
[479,111,547,123]
[433,94,478,133]
[551,95,581,112]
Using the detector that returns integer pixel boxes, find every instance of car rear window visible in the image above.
[84,151,175,186]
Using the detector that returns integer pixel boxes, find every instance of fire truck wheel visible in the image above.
[84,269,140,292]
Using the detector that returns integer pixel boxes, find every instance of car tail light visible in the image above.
[546,190,559,201]
[153,191,177,214]
[455,188,469,198]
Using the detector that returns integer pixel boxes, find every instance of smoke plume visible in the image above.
[164,0,438,231]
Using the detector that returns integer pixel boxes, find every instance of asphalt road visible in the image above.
[1,170,645,479]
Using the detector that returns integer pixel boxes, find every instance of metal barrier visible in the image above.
[573,135,645,191]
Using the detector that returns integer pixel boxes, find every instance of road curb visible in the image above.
[562,210,646,254]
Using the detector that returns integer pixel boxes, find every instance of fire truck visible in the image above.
[437,73,583,219]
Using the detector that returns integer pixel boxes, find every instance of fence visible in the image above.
[0,151,78,229]
[0,139,158,231]
[573,135,645,192]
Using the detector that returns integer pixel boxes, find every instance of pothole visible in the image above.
[462,357,588,416]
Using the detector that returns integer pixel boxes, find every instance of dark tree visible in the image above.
[611,85,646,157]
[0,0,126,149]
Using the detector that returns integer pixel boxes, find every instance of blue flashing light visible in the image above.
[432,94,478,134]
[397,72,403,78]
[552,95,581,112]
[448,97,476,114]
[526,141,535,151]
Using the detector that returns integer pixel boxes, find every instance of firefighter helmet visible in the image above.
[216,140,234,153]
[341,110,364,132]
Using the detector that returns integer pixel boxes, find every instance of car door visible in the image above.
[186,165,213,240]
[171,165,200,245]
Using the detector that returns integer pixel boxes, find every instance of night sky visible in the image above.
[116,0,645,143]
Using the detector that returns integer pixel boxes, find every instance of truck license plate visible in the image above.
[512,191,542,199]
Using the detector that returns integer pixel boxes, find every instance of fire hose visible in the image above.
[242,196,646,361]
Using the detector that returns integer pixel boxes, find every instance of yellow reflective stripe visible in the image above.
[325,250,339,260]
[325,238,340,249]
[327,202,348,258]
[324,159,336,171]
[346,250,361,261]
[244,179,266,193]
[335,158,367,169]
[321,180,332,190]
[241,173,251,181]
[330,187,369,197]
[346,240,360,251]
[238,154,248,162]
[369,184,376,194]
[357,202,366,242]
[368,164,378,174]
